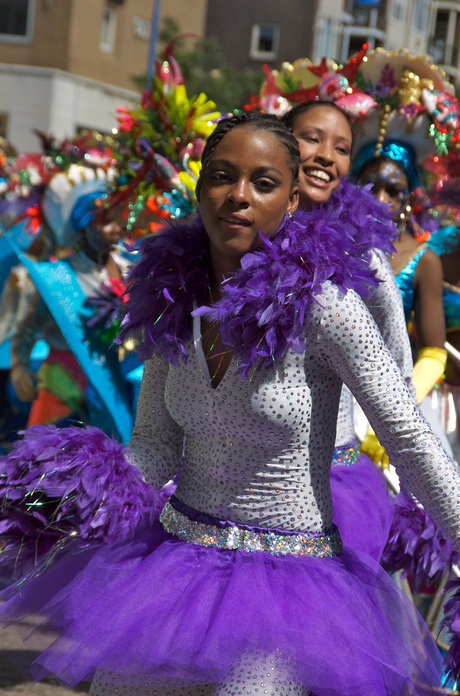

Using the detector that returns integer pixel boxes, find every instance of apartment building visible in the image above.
[204,1,458,90]
[0,0,208,151]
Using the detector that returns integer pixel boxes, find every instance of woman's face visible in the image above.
[358,159,409,216]
[291,105,352,208]
[199,125,299,263]
[85,219,123,254]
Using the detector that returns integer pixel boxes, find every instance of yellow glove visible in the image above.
[360,427,389,469]
[412,347,447,403]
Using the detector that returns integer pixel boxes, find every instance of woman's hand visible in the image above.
[360,427,389,469]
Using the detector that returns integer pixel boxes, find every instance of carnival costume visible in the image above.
[1,206,460,696]
[253,52,416,561]
[335,48,460,589]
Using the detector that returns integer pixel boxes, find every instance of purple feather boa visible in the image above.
[381,487,460,591]
[439,577,460,682]
[0,425,158,578]
[119,181,396,376]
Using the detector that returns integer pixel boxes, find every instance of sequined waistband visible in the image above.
[159,501,342,558]
[331,440,361,467]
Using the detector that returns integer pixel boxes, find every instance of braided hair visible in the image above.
[281,100,358,155]
[195,111,300,202]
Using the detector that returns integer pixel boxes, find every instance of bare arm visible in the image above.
[414,249,446,350]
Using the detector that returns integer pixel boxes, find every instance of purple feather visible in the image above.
[119,181,396,376]
[439,577,460,682]
[381,487,460,591]
[0,425,158,578]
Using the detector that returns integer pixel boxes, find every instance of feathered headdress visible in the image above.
[0,132,117,243]
[109,43,227,239]
[245,46,378,120]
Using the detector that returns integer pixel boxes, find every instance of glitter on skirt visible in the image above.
[331,439,361,467]
[160,501,343,557]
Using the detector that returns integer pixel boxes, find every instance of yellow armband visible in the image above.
[360,427,389,469]
[412,347,447,403]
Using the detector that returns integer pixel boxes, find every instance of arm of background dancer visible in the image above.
[365,250,414,390]
[312,283,460,550]
[10,290,43,369]
[127,355,184,488]
[9,291,44,402]
[414,249,446,351]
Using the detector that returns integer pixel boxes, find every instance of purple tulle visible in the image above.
[0,425,157,577]
[0,516,443,696]
[119,181,396,377]
[381,487,460,591]
[330,454,394,562]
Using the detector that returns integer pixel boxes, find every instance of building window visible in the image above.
[413,0,430,32]
[100,7,116,53]
[392,0,405,22]
[0,0,34,42]
[250,24,280,61]
[133,15,150,40]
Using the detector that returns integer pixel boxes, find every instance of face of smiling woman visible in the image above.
[290,105,352,208]
[199,125,299,276]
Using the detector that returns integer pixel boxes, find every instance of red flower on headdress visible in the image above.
[24,204,44,235]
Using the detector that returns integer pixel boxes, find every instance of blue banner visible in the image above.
[1,223,133,443]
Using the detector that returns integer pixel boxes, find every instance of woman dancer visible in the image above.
[0,112,459,696]
[353,144,447,414]
[281,99,410,560]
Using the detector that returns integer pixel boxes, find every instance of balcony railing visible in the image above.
[429,38,459,67]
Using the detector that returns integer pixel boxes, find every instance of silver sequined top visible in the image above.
[335,249,414,447]
[129,281,460,549]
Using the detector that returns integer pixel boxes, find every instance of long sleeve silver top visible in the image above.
[129,282,460,549]
[335,249,414,447]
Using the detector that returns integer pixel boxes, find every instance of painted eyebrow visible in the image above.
[209,159,284,177]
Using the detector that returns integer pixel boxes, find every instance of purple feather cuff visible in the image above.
[381,487,460,591]
[118,180,396,376]
[0,425,160,578]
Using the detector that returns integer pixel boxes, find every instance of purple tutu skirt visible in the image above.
[0,498,443,696]
[331,451,394,561]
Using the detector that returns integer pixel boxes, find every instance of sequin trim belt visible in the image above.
[331,439,361,467]
[160,501,342,557]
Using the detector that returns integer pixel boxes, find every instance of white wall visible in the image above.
[0,63,140,152]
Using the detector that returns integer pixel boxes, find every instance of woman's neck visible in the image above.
[79,238,109,267]
[209,247,243,302]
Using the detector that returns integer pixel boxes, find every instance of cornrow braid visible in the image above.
[196,111,300,202]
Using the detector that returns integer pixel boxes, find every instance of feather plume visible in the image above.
[119,180,396,376]
[0,425,157,577]
[381,487,460,591]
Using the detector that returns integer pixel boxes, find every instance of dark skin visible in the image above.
[79,219,123,280]
[198,125,299,388]
[358,158,445,351]
[439,249,460,383]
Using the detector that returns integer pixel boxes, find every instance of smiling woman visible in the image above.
[0,111,460,696]
[282,101,354,207]
[281,100,412,563]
